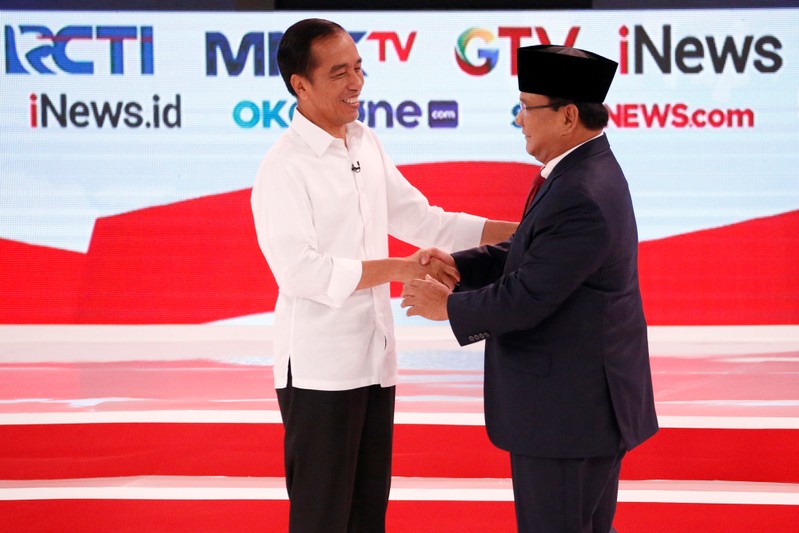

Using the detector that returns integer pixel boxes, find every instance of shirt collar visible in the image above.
[540,131,604,179]
[290,109,364,158]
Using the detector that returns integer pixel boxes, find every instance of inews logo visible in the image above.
[456,24,783,76]
[509,101,754,129]
[607,102,755,128]
[29,93,181,129]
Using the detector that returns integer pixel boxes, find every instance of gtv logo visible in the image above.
[4,25,154,74]
[206,30,416,77]
[455,26,580,76]
[233,99,457,129]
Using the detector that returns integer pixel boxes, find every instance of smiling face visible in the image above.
[291,30,364,139]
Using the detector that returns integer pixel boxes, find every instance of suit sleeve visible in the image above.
[452,240,511,291]
[447,188,610,346]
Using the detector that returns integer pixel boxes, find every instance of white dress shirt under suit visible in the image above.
[251,110,486,391]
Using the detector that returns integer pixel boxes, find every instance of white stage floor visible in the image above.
[2,325,798,532]
[1,325,798,429]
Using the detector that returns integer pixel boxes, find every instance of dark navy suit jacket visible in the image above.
[448,134,658,458]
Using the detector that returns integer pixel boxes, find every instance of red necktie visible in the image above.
[523,170,546,214]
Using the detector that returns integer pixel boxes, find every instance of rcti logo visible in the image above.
[206,30,416,77]
[455,26,580,76]
[4,25,154,75]
[618,24,783,74]
[233,99,457,129]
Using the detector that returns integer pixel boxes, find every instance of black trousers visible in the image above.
[276,370,396,533]
[510,450,626,533]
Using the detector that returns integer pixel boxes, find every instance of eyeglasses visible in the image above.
[518,102,557,116]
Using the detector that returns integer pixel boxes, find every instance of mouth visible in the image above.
[343,97,360,105]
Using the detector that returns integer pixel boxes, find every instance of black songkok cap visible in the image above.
[517,45,618,103]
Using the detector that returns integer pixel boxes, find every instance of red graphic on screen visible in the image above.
[1,162,796,324]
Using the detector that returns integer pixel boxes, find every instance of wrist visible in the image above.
[398,257,414,281]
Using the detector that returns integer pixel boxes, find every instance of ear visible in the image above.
[561,103,580,132]
[291,73,309,100]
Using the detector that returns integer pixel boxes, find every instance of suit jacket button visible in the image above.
[468,335,475,342]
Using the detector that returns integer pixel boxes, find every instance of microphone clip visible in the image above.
[351,161,361,173]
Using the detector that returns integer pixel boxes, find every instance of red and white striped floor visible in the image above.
[1,325,798,532]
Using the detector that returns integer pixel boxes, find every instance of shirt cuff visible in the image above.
[327,257,363,309]
[451,213,487,251]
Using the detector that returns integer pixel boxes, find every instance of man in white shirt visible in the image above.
[250,18,516,532]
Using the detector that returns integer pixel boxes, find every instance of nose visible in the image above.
[349,69,364,89]
[514,111,523,127]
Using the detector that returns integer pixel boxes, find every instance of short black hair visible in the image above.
[548,98,609,130]
[277,18,345,97]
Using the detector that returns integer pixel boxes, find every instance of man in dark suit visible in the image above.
[401,45,659,532]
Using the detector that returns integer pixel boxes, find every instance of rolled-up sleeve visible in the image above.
[251,156,362,309]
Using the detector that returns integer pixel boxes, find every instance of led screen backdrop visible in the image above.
[1,9,797,324]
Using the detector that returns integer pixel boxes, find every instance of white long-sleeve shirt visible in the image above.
[251,110,485,391]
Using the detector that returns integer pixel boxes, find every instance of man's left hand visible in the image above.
[400,275,451,321]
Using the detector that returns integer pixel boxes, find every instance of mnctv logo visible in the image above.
[618,24,783,74]
[233,99,457,129]
[29,93,181,129]
[4,25,154,75]
[206,30,416,77]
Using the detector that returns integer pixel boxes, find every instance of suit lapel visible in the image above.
[520,135,610,222]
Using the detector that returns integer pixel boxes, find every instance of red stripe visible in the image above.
[1,163,796,325]
[2,423,798,483]
[1,500,796,533]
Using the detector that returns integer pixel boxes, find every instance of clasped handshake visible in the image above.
[398,248,454,321]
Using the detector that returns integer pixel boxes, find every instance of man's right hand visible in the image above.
[357,249,459,291]
[408,248,459,289]
[416,247,456,269]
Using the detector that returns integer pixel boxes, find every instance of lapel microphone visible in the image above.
[351,161,361,173]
